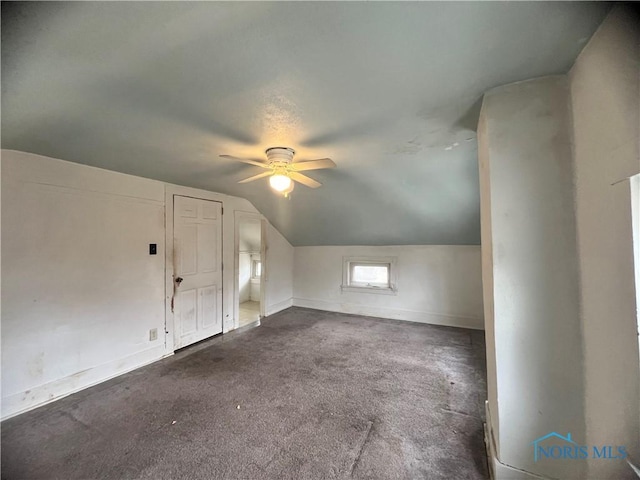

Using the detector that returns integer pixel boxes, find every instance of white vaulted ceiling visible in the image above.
[1,2,609,245]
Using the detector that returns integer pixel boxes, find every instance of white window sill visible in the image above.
[341,285,398,296]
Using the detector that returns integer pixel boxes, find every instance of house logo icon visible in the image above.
[530,432,577,462]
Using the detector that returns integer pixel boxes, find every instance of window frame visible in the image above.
[341,256,398,295]
[251,259,262,279]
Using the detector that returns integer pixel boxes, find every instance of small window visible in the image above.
[342,256,397,295]
[350,263,390,288]
[252,260,262,279]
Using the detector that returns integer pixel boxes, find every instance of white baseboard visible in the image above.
[2,345,169,420]
[265,297,293,316]
[484,402,553,480]
[292,297,484,330]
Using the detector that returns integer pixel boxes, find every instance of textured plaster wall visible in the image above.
[569,6,640,478]
[1,150,294,418]
[293,245,484,330]
[478,76,585,479]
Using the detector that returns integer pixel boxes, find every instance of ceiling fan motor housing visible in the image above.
[265,147,295,167]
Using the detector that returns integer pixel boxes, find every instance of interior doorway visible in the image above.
[235,214,265,328]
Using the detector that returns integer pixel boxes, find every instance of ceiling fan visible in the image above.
[220,147,336,197]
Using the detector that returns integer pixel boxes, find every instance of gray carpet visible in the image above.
[1,307,488,479]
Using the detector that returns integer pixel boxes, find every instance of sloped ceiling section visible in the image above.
[1,2,609,246]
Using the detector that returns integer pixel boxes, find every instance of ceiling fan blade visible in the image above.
[238,171,273,184]
[290,158,336,171]
[220,155,270,168]
[289,172,321,188]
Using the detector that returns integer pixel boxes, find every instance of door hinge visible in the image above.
[221,263,224,272]
[221,207,224,215]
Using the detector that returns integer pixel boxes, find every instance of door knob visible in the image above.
[175,277,184,285]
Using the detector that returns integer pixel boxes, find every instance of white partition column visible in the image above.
[478,76,586,479]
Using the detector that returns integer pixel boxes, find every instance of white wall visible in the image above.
[633,175,640,360]
[293,245,483,329]
[477,103,500,455]
[249,253,261,302]
[2,150,166,419]
[265,224,294,315]
[479,76,585,479]
[1,150,294,419]
[239,252,251,302]
[480,10,640,475]
[569,6,640,478]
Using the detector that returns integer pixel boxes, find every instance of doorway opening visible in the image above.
[236,215,265,328]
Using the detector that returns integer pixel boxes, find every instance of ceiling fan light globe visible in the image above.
[269,174,292,192]
[282,181,294,198]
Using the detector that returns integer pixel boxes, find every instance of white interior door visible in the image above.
[173,196,223,349]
